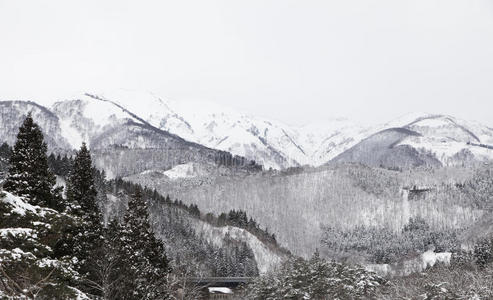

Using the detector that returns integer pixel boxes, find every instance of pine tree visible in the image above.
[119,186,170,300]
[66,143,99,218]
[0,187,84,298]
[3,113,58,209]
[63,143,105,295]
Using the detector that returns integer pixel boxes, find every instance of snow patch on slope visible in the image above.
[192,220,284,273]
[162,163,198,179]
[2,192,39,216]
[366,250,451,277]
[1,191,55,217]
[59,118,84,148]
[78,94,132,128]
[137,163,211,180]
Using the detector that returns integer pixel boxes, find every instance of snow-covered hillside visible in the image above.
[129,163,485,257]
[191,220,285,274]
[334,113,493,168]
[398,114,493,165]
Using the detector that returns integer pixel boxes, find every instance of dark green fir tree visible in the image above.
[119,186,170,300]
[66,143,99,218]
[63,143,105,295]
[3,113,59,209]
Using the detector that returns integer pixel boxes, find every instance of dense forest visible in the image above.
[130,162,489,257]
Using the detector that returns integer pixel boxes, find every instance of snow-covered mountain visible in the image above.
[396,114,493,165]
[46,90,380,169]
[333,113,493,168]
[89,92,493,168]
[0,97,261,178]
[1,91,493,172]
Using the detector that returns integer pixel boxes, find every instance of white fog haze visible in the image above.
[1,0,493,126]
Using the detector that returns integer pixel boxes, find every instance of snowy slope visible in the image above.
[138,163,211,180]
[398,115,493,165]
[51,96,141,149]
[87,90,308,169]
[47,93,263,178]
[295,118,376,166]
[3,91,493,170]
[191,220,285,274]
[48,90,373,169]
[387,114,493,166]
[332,113,493,168]
[88,92,493,168]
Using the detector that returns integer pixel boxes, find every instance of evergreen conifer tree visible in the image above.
[66,143,99,218]
[0,190,85,298]
[119,186,170,300]
[3,113,58,208]
[63,143,105,295]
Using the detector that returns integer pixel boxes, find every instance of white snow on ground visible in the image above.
[399,137,493,165]
[0,247,36,262]
[468,146,493,161]
[59,118,84,149]
[405,138,467,157]
[162,163,197,179]
[192,220,284,274]
[365,250,451,277]
[209,287,233,294]
[94,89,174,129]
[421,250,451,269]
[2,192,38,216]
[365,264,392,276]
[107,194,119,203]
[1,191,55,217]
[55,175,66,189]
[295,118,374,166]
[32,221,52,229]
[0,228,36,238]
[79,94,132,128]
[136,163,212,180]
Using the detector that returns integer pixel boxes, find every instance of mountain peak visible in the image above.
[3,93,493,170]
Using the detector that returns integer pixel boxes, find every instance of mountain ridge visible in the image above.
[1,91,493,172]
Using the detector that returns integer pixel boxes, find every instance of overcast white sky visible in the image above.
[1,0,492,126]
